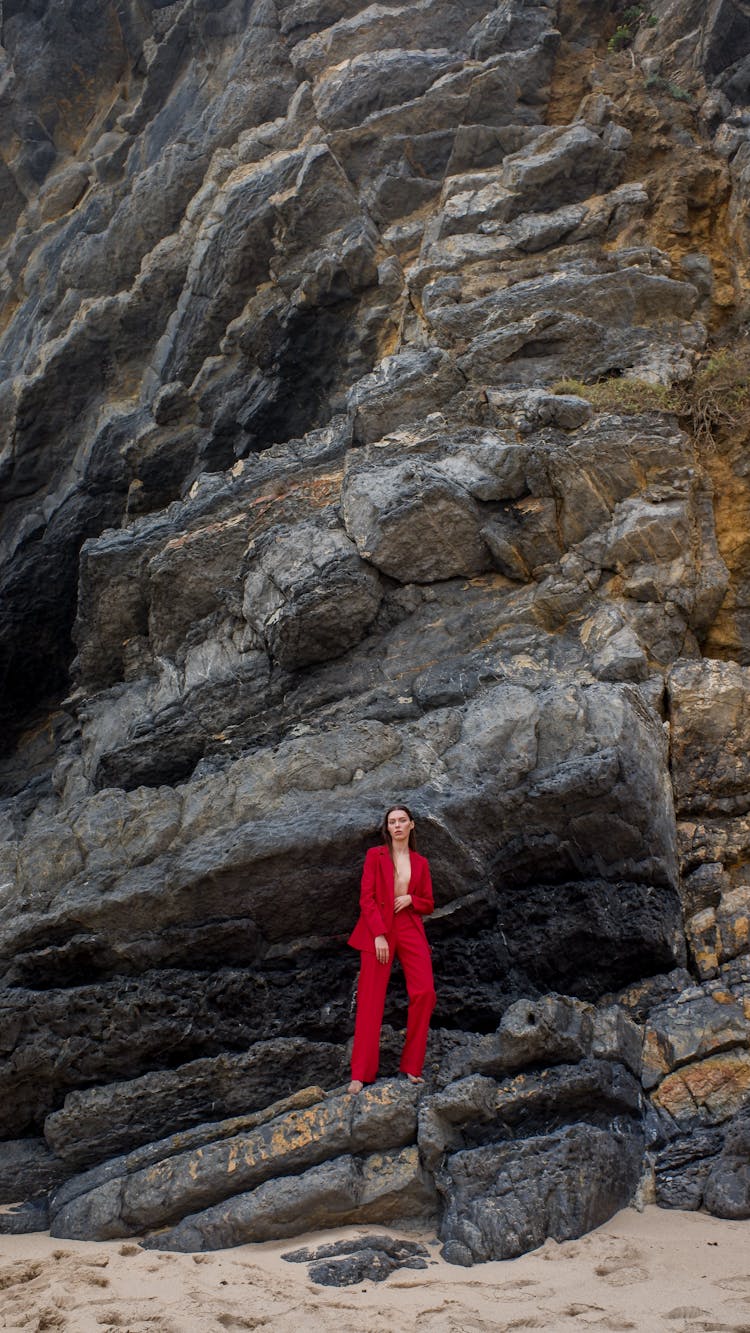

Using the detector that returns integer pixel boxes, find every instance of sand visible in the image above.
[0,1207,747,1333]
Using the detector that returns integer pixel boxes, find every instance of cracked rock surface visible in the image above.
[2,0,750,1257]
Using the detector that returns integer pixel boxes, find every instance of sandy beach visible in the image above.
[0,1207,747,1333]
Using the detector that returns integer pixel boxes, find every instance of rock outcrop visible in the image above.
[2,0,750,1260]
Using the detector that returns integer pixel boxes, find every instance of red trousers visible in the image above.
[350,911,436,1083]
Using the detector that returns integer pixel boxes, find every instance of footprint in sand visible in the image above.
[79,1272,110,1288]
[559,1302,608,1317]
[663,1315,750,1333]
[0,1261,45,1290]
[593,1241,649,1289]
[415,1304,499,1333]
[216,1316,270,1330]
[542,1241,582,1261]
[558,1311,636,1332]
[665,1309,714,1320]
[594,1263,649,1287]
[33,1307,67,1330]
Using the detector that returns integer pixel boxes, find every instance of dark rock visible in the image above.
[44,1039,346,1168]
[0,967,353,1137]
[439,1123,643,1264]
[654,1129,724,1211]
[612,971,695,1025]
[242,520,383,668]
[592,1006,644,1077]
[342,446,491,582]
[681,862,728,918]
[669,660,750,817]
[704,1110,750,1218]
[348,349,466,445]
[0,1138,69,1204]
[422,1058,643,1171]
[282,1234,429,1286]
[0,1199,50,1236]
[437,994,594,1084]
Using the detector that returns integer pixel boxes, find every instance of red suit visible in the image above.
[348,844,436,1083]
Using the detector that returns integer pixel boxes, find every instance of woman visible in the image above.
[347,804,436,1093]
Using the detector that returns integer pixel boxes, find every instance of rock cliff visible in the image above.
[2,0,750,1261]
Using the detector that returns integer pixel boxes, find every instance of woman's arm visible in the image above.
[410,859,434,916]
[360,848,388,939]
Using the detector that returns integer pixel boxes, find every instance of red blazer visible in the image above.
[348,845,434,952]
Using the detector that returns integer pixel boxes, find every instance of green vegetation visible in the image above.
[607,5,657,52]
[645,74,696,105]
[553,342,750,449]
[609,25,634,53]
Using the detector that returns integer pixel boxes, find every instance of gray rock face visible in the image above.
[341,442,491,581]
[1,0,750,1258]
[44,1040,346,1169]
[0,1139,69,1206]
[439,1123,643,1264]
[243,520,383,668]
[703,1111,750,1219]
[654,1130,724,1211]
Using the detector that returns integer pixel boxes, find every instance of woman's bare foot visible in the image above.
[348,1080,363,1094]
[404,1073,424,1084]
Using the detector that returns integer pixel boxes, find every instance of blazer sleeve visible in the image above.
[410,856,434,917]
[360,848,388,939]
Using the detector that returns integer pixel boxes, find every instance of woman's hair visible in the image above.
[380,804,417,851]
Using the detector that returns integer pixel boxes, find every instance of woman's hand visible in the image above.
[394,893,412,914]
[374,935,389,965]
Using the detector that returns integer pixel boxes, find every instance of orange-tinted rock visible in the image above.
[641,994,747,1089]
[685,907,719,980]
[651,1048,750,1125]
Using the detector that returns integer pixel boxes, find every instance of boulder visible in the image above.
[651,1048,750,1126]
[44,1040,346,1168]
[654,1129,724,1211]
[341,452,490,583]
[641,993,749,1090]
[439,1123,643,1265]
[142,1146,436,1251]
[242,520,382,668]
[282,1233,429,1286]
[703,1110,750,1218]
[50,1081,419,1241]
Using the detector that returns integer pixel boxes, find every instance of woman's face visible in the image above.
[387,808,414,844]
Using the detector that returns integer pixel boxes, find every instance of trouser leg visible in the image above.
[350,948,393,1083]
[394,920,436,1078]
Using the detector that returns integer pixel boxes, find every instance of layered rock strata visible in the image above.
[1,0,750,1260]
